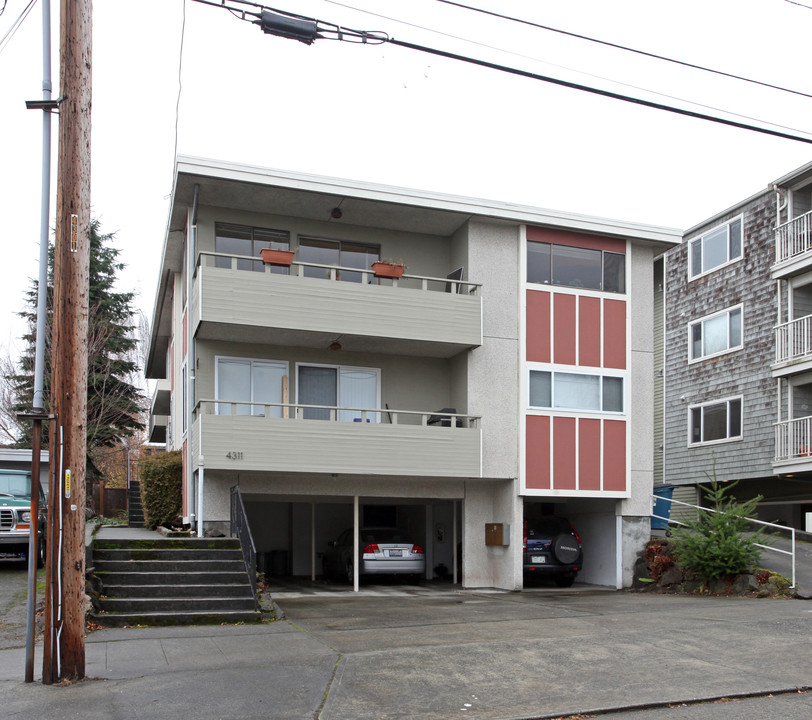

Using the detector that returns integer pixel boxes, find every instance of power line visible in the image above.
[0,0,38,57]
[436,0,812,101]
[189,1,812,145]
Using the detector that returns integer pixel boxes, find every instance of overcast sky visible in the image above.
[1,0,811,357]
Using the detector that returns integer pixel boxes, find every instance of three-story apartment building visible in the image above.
[660,160,812,531]
[146,156,679,589]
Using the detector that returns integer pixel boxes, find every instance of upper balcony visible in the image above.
[191,252,482,358]
[148,379,171,443]
[191,400,481,478]
[773,315,812,376]
[774,416,812,473]
[772,211,812,279]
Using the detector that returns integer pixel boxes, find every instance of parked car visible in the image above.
[522,516,582,587]
[0,470,46,567]
[323,526,425,583]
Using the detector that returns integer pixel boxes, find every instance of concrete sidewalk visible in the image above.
[1,587,810,719]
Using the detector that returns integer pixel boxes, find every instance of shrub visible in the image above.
[139,450,182,530]
[672,478,764,588]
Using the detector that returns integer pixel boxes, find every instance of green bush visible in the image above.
[139,450,182,530]
[672,478,765,588]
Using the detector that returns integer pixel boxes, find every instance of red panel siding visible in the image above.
[527,226,626,254]
[553,293,576,365]
[526,415,551,490]
[578,296,601,367]
[603,420,626,491]
[553,417,577,490]
[526,290,551,363]
[603,299,626,369]
[578,418,601,491]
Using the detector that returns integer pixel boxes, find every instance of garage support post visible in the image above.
[353,496,359,592]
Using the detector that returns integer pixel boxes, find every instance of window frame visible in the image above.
[527,368,626,414]
[687,396,743,446]
[526,240,626,294]
[214,223,291,274]
[295,362,381,422]
[687,215,743,280]
[214,356,290,417]
[688,304,744,363]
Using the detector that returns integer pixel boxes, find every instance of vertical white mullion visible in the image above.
[600,418,605,491]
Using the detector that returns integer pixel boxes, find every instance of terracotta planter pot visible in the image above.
[372,262,405,278]
[260,248,295,266]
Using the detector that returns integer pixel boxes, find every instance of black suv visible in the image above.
[522,516,583,587]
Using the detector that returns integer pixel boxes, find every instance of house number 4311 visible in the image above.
[226,451,244,460]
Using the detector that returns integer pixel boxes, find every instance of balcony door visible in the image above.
[216,358,288,417]
[298,238,379,283]
[297,363,380,422]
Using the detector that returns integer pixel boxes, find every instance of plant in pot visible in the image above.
[372,258,407,278]
[260,245,295,266]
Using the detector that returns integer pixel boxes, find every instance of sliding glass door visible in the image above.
[216,358,288,417]
[297,364,380,421]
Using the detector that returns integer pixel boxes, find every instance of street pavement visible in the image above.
[0,578,810,720]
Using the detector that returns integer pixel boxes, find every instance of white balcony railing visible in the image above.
[775,211,812,265]
[775,315,812,365]
[195,400,480,428]
[198,252,482,296]
[774,416,812,462]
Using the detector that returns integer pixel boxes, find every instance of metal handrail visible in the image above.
[230,485,257,603]
[197,250,482,295]
[196,399,481,428]
[651,494,796,588]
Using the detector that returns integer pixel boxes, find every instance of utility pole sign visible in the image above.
[43,0,92,684]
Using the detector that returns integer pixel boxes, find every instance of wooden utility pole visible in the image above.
[44,0,92,683]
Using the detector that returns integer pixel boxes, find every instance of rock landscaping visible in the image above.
[631,538,795,598]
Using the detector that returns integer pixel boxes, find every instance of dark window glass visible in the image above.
[603,252,625,293]
[527,242,551,284]
[690,238,702,277]
[299,237,379,282]
[702,403,728,442]
[691,408,702,444]
[552,245,602,290]
[729,399,742,438]
[691,323,702,360]
[602,377,624,412]
[529,371,552,407]
[729,218,742,260]
[215,224,289,274]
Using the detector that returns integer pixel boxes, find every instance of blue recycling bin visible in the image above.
[651,485,674,531]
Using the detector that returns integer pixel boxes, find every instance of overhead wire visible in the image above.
[190,0,812,145]
[435,0,812,101]
[322,0,812,140]
[0,0,38,57]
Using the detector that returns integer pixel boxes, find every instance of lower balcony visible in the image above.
[773,315,812,376]
[774,416,812,473]
[191,400,481,478]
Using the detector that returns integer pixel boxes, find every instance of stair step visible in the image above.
[94,548,244,561]
[94,537,240,550]
[95,571,249,586]
[94,559,246,574]
[102,583,253,599]
[99,597,257,613]
[89,610,262,628]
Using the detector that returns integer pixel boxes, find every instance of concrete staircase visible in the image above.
[90,536,261,627]
[127,481,144,528]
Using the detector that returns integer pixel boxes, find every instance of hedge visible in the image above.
[139,450,182,530]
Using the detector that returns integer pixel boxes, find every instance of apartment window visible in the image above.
[529,370,624,413]
[298,237,379,283]
[689,398,742,445]
[527,241,625,293]
[297,363,380,421]
[689,306,743,361]
[689,216,742,279]
[215,224,290,274]
[216,357,288,417]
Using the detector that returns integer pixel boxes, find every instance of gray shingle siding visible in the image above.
[664,191,776,485]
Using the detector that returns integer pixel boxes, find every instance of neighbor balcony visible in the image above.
[772,211,812,279]
[774,416,812,472]
[191,252,482,358]
[773,315,812,376]
[191,399,481,478]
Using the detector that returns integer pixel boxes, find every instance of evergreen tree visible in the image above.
[8,219,145,460]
